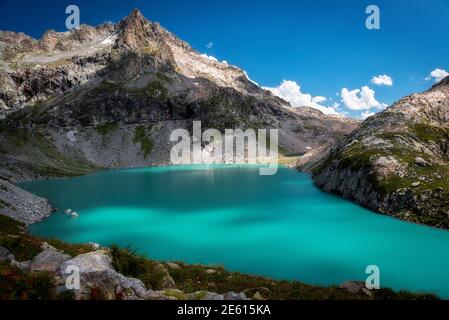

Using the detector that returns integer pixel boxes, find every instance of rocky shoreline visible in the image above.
[0,213,437,300]
[312,77,449,230]
[0,179,52,225]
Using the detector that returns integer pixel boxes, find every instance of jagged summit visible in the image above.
[116,9,158,49]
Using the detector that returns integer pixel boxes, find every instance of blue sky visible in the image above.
[0,0,448,118]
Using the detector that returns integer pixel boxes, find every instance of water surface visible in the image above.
[20,165,449,298]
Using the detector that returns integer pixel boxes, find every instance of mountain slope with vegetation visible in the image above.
[313,76,449,229]
[0,9,357,183]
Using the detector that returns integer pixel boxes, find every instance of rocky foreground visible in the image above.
[313,76,449,229]
[0,214,437,300]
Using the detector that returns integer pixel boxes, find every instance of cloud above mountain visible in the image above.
[341,86,387,111]
[360,110,375,120]
[371,74,393,86]
[264,80,340,116]
[426,68,449,83]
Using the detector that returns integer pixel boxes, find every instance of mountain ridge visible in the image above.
[313,75,449,229]
[0,9,357,186]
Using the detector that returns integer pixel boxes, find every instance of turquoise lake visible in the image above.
[19,165,449,298]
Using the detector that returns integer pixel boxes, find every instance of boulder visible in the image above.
[340,281,371,295]
[154,263,176,289]
[146,290,178,300]
[30,248,71,274]
[58,250,148,300]
[11,260,31,271]
[200,292,224,300]
[223,291,247,300]
[59,250,112,274]
[166,262,180,270]
[253,291,264,300]
[414,157,429,167]
[0,246,14,262]
[373,156,402,178]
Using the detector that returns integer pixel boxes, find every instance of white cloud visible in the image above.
[206,42,214,49]
[264,80,340,115]
[312,96,327,104]
[360,110,375,120]
[426,68,449,83]
[341,86,387,111]
[200,53,218,62]
[371,74,393,86]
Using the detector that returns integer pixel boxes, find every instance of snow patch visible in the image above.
[101,34,116,45]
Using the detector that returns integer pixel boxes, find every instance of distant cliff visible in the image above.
[313,76,449,229]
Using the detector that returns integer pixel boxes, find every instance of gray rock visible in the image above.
[0,180,52,225]
[205,269,217,274]
[166,262,180,270]
[414,157,429,167]
[154,263,176,289]
[223,291,247,300]
[146,290,178,300]
[0,246,14,262]
[340,281,370,295]
[10,260,31,271]
[30,248,71,274]
[253,291,264,300]
[59,250,112,274]
[59,250,148,300]
[200,292,224,300]
[87,242,101,250]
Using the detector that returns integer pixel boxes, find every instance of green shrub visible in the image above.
[95,123,118,136]
[133,126,153,159]
[0,262,56,300]
[110,245,166,290]
[0,214,24,234]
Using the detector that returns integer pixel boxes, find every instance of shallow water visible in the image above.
[20,165,449,298]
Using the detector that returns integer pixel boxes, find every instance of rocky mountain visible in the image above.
[0,9,357,183]
[313,76,449,229]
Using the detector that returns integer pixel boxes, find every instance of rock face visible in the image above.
[0,245,14,262]
[313,76,449,229]
[0,9,357,185]
[58,250,149,300]
[30,246,71,273]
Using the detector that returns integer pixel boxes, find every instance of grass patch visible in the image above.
[42,238,92,257]
[110,245,167,290]
[0,261,57,300]
[133,125,154,159]
[156,72,172,83]
[95,123,118,136]
[0,214,24,235]
[0,235,42,262]
[168,262,436,300]
[411,123,449,142]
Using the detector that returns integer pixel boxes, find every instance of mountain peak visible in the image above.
[116,9,161,49]
[123,9,147,26]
